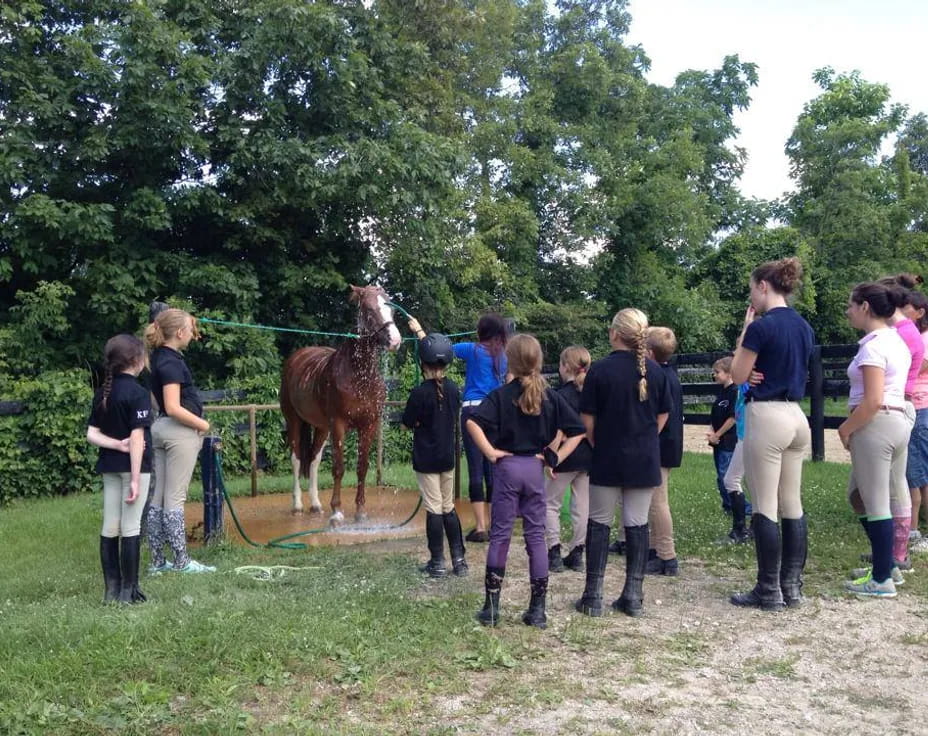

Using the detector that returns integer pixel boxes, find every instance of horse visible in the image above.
[280,285,402,525]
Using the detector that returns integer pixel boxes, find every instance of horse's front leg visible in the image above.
[328,421,347,527]
[290,451,304,514]
[354,421,377,523]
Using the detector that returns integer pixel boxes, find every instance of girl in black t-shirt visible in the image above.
[86,334,152,604]
[466,335,585,629]
[145,309,215,575]
[576,308,671,618]
[401,333,467,579]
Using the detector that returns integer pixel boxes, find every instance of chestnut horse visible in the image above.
[280,285,402,524]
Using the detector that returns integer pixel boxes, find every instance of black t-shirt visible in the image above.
[469,381,584,456]
[710,382,738,452]
[553,381,592,473]
[579,350,671,488]
[656,363,684,468]
[742,307,814,401]
[402,378,461,473]
[87,374,153,474]
[150,346,203,417]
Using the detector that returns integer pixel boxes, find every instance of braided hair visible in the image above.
[610,308,650,401]
[422,364,447,408]
[100,334,147,411]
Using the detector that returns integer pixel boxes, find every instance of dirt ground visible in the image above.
[364,536,928,736]
[684,425,851,464]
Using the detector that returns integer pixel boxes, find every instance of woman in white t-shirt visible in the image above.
[839,283,913,598]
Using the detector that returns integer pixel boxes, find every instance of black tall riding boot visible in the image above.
[730,514,784,611]
[100,536,121,603]
[443,509,468,576]
[780,515,808,608]
[612,524,649,617]
[522,577,548,629]
[118,535,147,604]
[575,520,610,616]
[476,567,505,626]
[420,512,448,578]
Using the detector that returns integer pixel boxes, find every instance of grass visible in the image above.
[1,451,926,734]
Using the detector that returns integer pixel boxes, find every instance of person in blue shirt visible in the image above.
[729,257,814,611]
[452,314,509,542]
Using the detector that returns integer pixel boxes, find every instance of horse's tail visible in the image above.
[298,422,315,479]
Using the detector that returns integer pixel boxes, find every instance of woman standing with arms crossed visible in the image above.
[575,308,671,618]
[145,308,215,574]
[729,257,814,611]
[453,314,509,542]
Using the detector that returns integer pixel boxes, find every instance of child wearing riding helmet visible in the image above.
[466,334,585,629]
[401,332,467,578]
[86,334,152,604]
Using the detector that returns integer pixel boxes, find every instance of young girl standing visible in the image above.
[86,335,152,603]
[401,332,467,578]
[145,308,215,574]
[902,290,928,551]
[453,314,509,542]
[545,346,593,573]
[576,308,671,618]
[840,283,913,597]
[466,334,585,629]
[729,257,814,611]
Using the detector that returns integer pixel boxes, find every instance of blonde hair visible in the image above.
[646,326,677,364]
[713,356,733,374]
[610,308,650,401]
[559,345,591,390]
[422,364,447,407]
[144,308,199,349]
[506,334,547,416]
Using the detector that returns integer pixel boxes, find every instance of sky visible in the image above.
[625,0,928,202]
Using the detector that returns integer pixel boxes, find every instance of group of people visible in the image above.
[402,258,928,628]
[85,259,928,620]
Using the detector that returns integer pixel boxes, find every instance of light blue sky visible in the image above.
[626,0,928,201]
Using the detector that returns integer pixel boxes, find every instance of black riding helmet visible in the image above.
[418,332,453,366]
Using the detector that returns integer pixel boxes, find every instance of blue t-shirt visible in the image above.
[742,307,814,401]
[735,383,748,440]
[453,342,507,401]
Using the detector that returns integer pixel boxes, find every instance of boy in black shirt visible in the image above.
[401,333,467,578]
[708,356,738,514]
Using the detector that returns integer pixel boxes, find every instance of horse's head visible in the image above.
[349,285,402,352]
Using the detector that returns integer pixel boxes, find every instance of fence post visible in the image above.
[248,405,258,497]
[376,416,384,486]
[200,436,224,544]
[809,345,825,462]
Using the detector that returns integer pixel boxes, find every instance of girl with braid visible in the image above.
[576,308,671,618]
[145,309,215,574]
[401,332,467,578]
[466,334,585,629]
[86,335,152,603]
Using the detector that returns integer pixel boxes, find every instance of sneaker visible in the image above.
[720,528,752,545]
[909,529,922,543]
[911,537,928,554]
[895,557,914,572]
[419,559,448,578]
[465,529,489,543]
[175,559,216,573]
[608,539,626,555]
[849,567,904,586]
[548,544,565,573]
[845,575,896,598]
[451,557,469,577]
[147,562,172,575]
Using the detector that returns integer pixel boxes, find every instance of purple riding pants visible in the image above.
[485,455,548,579]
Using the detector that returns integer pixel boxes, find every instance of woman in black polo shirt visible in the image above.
[145,308,214,574]
[729,257,814,611]
[86,334,152,603]
[576,308,671,618]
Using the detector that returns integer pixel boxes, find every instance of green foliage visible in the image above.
[0,370,96,504]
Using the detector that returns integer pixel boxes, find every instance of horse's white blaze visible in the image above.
[378,294,402,351]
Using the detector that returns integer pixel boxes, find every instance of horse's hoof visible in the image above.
[329,510,345,528]
[355,511,368,523]
[309,505,323,516]
[291,508,304,516]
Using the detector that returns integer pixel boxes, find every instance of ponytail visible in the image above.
[101,368,114,411]
[517,374,547,416]
[635,324,648,402]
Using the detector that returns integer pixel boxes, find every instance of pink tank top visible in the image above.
[912,331,928,410]
[895,318,925,396]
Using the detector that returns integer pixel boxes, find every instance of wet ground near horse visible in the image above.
[185,486,470,547]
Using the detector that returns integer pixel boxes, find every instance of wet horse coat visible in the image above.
[280,286,402,522]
